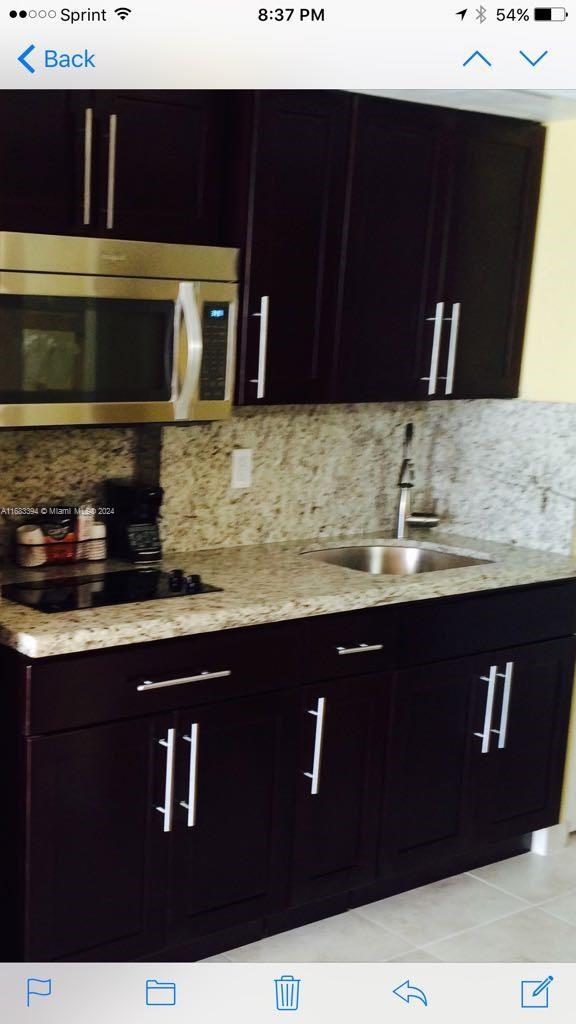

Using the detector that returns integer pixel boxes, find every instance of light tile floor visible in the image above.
[205,839,576,963]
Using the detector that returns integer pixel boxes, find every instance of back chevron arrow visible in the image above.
[393,980,429,1006]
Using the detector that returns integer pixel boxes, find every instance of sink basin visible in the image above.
[303,543,492,576]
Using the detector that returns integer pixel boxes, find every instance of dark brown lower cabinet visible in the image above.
[381,656,474,874]
[470,639,574,841]
[6,584,576,962]
[380,638,575,877]
[168,693,294,944]
[25,715,170,962]
[291,675,389,905]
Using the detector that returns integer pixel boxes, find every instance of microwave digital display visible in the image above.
[199,301,230,401]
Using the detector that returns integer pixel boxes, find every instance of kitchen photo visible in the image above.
[1,87,576,965]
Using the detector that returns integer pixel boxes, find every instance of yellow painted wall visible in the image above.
[520,120,576,402]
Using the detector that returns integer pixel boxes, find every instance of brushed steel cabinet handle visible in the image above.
[248,295,269,399]
[336,643,384,656]
[106,113,118,230]
[179,723,199,828]
[495,662,514,750]
[474,665,498,754]
[421,301,445,396]
[156,727,176,833]
[137,669,232,692]
[444,302,461,396]
[82,107,93,226]
[303,697,326,796]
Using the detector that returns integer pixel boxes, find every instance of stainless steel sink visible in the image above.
[303,543,492,576]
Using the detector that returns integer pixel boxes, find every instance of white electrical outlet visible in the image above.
[231,448,253,489]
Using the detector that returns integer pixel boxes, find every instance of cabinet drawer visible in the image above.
[306,581,576,680]
[26,620,304,735]
[304,606,401,680]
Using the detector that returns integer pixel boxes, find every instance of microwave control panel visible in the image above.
[199,301,230,401]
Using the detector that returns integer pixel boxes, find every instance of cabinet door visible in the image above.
[381,656,475,873]
[0,91,91,235]
[25,715,170,961]
[168,692,294,942]
[471,639,575,840]
[96,91,227,243]
[237,91,352,404]
[291,674,388,905]
[442,115,544,398]
[334,96,449,402]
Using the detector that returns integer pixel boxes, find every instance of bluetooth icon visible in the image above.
[475,4,487,20]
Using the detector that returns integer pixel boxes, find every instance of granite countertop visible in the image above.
[0,531,575,659]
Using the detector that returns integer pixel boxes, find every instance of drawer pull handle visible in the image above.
[336,643,383,656]
[179,723,199,828]
[493,662,514,750]
[303,696,326,796]
[137,669,232,692]
[156,728,176,833]
[474,665,497,755]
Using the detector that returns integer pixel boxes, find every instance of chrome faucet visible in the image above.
[396,422,440,538]
[396,423,415,539]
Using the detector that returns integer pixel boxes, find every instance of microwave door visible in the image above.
[0,271,180,426]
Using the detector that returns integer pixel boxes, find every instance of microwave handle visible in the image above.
[173,283,203,419]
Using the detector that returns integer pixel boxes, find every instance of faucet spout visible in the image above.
[396,423,415,539]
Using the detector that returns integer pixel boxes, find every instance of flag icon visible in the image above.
[26,978,52,1006]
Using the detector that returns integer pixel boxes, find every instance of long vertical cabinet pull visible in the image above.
[421,302,444,396]
[248,295,270,399]
[156,728,176,832]
[303,697,326,796]
[474,665,497,754]
[106,113,118,231]
[179,724,199,827]
[82,107,93,226]
[443,302,461,396]
[495,662,514,750]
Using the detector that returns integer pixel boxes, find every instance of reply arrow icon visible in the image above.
[393,980,428,1006]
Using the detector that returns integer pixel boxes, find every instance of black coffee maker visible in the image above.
[105,479,164,563]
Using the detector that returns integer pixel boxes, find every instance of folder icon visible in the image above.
[146,979,177,1006]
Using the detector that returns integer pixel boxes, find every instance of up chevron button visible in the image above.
[463,50,492,67]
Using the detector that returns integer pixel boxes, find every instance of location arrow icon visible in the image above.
[456,8,468,17]
[393,980,428,1006]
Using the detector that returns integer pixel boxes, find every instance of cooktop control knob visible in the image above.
[168,568,185,592]
[186,574,202,594]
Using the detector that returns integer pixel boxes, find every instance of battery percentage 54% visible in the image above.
[496,7,531,18]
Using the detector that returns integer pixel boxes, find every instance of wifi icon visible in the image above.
[115,6,131,19]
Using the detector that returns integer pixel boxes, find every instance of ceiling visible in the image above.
[358,90,576,122]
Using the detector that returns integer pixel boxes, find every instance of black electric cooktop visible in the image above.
[2,569,221,614]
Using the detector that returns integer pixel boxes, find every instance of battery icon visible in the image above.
[534,7,568,17]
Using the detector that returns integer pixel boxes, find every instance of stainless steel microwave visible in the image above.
[0,233,239,427]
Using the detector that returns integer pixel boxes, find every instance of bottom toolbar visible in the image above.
[2,963,572,1023]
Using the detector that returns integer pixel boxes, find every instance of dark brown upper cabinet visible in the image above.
[93,92,227,244]
[440,113,544,398]
[0,91,89,235]
[333,97,544,402]
[234,91,353,405]
[0,91,227,244]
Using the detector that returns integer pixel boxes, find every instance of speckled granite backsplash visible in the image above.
[1,400,575,562]
[418,400,576,555]
[159,401,576,556]
[0,426,159,555]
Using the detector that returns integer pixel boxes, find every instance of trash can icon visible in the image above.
[275,975,301,1011]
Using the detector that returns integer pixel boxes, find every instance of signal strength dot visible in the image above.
[115,6,131,19]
